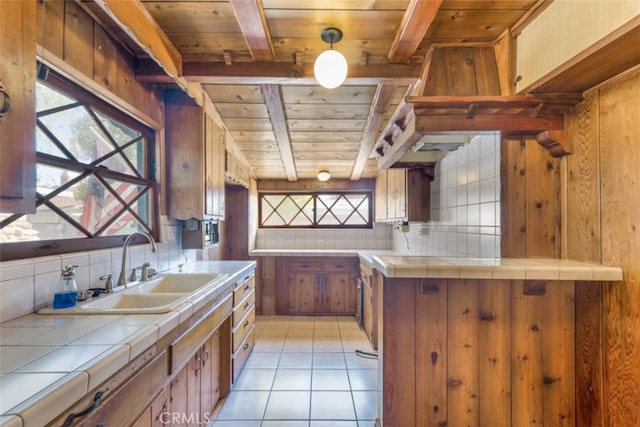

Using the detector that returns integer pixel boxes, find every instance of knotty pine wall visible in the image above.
[501,67,640,426]
[36,0,164,128]
[565,67,640,427]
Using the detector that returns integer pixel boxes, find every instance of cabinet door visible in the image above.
[388,169,406,220]
[150,388,170,427]
[314,275,331,313]
[170,365,188,423]
[327,272,357,314]
[0,0,36,214]
[186,352,202,427]
[375,170,388,222]
[289,272,316,313]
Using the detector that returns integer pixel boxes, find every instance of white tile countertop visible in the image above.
[370,256,623,281]
[0,260,255,427]
[249,249,622,281]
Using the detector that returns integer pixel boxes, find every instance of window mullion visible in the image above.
[37,119,78,162]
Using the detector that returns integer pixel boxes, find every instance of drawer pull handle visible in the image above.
[244,285,250,292]
[63,390,105,427]
[243,343,250,350]
[244,302,250,309]
[244,320,250,327]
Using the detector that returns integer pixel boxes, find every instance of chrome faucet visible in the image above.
[117,231,157,288]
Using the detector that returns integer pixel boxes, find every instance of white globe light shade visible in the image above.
[314,49,348,89]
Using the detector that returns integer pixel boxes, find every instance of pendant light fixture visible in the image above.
[314,27,348,89]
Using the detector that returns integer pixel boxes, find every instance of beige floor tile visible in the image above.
[310,391,356,420]
[264,391,311,419]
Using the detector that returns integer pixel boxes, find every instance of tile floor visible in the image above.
[209,315,378,427]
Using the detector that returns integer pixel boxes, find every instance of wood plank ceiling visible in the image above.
[88,0,540,181]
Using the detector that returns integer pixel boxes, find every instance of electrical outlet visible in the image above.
[167,226,177,242]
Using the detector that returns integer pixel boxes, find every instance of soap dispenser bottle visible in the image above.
[53,265,78,309]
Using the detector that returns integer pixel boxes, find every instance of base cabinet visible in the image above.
[276,257,358,315]
[360,260,378,350]
[168,331,221,426]
[232,273,256,382]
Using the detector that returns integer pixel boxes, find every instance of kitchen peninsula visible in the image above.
[367,255,622,427]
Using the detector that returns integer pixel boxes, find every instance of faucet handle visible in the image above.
[129,266,141,282]
[141,262,155,281]
[99,274,114,291]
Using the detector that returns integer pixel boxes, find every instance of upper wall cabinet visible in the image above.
[375,168,431,223]
[0,0,36,214]
[166,90,225,220]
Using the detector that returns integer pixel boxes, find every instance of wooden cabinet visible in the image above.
[166,90,225,220]
[56,349,170,426]
[231,273,256,382]
[132,386,169,427]
[375,168,431,222]
[360,260,378,350]
[169,331,221,426]
[276,257,358,315]
[0,0,36,214]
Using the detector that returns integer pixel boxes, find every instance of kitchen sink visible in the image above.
[135,273,226,294]
[77,293,187,312]
[38,272,228,314]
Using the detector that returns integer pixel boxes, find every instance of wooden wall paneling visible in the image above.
[511,280,544,426]
[565,91,601,262]
[37,0,64,58]
[575,281,604,427]
[382,278,417,426]
[542,281,576,426]
[500,136,527,257]
[224,184,249,261]
[63,1,94,77]
[116,45,137,108]
[93,23,118,93]
[598,68,640,427]
[478,279,511,426]
[446,279,479,427]
[257,256,275,315]
[0,0,36,214]
[415,279,448,427]
[524,140,560,258]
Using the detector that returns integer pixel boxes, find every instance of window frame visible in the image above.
[0,70,159,262]
[258,190,373,229]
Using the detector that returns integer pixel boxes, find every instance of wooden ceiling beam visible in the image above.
[229,0,275,62]
[95,0,182,79]
[135,59,421,85]
[387,0,444,64]
[261,84,297,181]
[350,84,398,181]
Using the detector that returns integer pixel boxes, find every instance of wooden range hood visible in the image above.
[376,45,581,169]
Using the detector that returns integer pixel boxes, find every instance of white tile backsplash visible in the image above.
[0,216,193,322]
[256,225,391,250]
[393,132,501,258]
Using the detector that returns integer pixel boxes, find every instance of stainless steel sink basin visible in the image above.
[38,272,228,314]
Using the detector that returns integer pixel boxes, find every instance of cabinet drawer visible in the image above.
[324,261,355,272]
[232,308,255,353]
[170,294,232,374]
[233,289,255,328]
[289,261,323,272]
[232,327,255,382]
[233,276,255,306]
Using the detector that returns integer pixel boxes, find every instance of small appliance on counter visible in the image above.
[181,219,219,249]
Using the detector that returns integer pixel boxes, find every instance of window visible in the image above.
[259,192,372,228]
[0,70,157,256]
